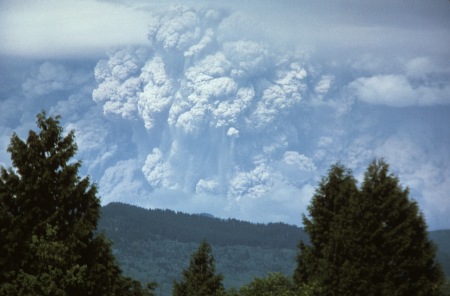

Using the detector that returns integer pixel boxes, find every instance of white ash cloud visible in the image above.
[93,6,318,202]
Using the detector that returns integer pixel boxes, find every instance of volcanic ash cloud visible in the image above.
[92,6,316,200]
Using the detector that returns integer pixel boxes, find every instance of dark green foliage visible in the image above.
[295,159,445,295]
[99,202,307,248]
[110,238,297,295]
[443,279,450,296]
[0,112,152,295]
[357,160,444,295]
[238,272,297,296]
[294,164,358,292]
[173,241,224,296]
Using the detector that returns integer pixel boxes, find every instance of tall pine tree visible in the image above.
[0,112,152,295]
[294,160,445,295]
[173,240,224,296]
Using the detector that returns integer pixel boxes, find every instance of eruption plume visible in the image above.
[93,6,319,202]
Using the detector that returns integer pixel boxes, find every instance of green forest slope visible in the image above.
[98,202,450,295]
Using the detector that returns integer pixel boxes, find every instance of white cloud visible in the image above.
[148,6,201,51]
[348,56,450,107]
[314,75,334,95]
[349,74,450,107]
[196,178,221,195]
[283,152,316,171]
[226,127,239,138]
[250,63,306,130]
[93,47,149,119]
[228,163,274,200]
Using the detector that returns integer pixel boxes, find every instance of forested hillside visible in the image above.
[98,202,307,294]
[98,202,450,295]
[99,202,307,248]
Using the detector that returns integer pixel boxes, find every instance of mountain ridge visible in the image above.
[99,202,308,249]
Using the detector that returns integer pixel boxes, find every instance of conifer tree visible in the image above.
[294,160,445,295]
[294,164,359,295]
[355,159,444,295]
[173,240,224,296]
[0,112,152,295]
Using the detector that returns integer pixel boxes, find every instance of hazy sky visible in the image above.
[1,0,449,230]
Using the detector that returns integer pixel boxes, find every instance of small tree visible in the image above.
[0,112,152,295]
[173,240,224,296]
[294,160,445,296]
[238,272,297,296]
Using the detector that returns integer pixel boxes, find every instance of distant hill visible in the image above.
[98,202,450,295]
[99,202,307,248]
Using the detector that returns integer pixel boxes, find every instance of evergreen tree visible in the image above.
[294,160,445,295]
[294,164,359,295]
[173,240,224,296]
[0,112,152,295]
[355,159,444,295]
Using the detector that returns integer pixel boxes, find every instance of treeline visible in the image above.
[99,202,308,249]
[103,236,298,294]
